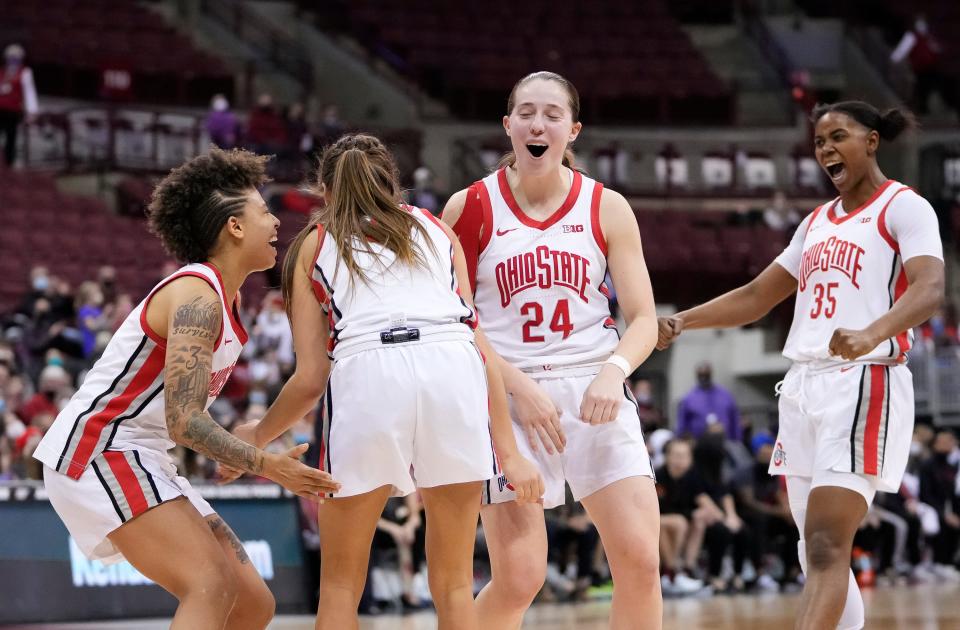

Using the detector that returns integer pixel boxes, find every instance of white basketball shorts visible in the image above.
[483,365,654,509]
[43,448,214,564]
[770,362,914,496]
[319,338,497,498]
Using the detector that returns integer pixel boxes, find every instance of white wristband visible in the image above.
[605,354,632,378]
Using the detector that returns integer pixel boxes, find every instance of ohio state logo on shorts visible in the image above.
[773,441,787,467]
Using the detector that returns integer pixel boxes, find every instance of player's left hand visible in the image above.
[500,453,545,504]
[828,328,879,361]
[579,364,625,425]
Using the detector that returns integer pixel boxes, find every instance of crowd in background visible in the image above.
[1,262,959,611]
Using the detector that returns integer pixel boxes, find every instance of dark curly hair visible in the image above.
[147,148,271,263]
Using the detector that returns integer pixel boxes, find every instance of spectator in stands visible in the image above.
[733,434,799,591]
[246,93,287,155]
[694,432,750,592]
[16,363,70,425]
[96,265,118,307]
[253,291,294,376]
[409,166,439,215]
[372,494,426,610]
[75,281,107,359]
[656,439,707,595]
[763,191,802,235]
[205,94,240,149]
[631,378,664,434]
[677,361,742,442]
[919,305,959,348]
[890,15,956,116]
[284,102,313,158]
[919,429,960,579]
[544,490,601,602]
[317,103,346,146]
[0,44,38,167]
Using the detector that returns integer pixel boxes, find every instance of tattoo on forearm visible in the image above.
[164,294,263,474]
[181,411,264,474]
[207,516,251,564]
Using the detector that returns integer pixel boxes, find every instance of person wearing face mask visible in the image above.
[659,101,944,629]
[677,361,742,442]
[442,71,661,628]
[0,43,38,167]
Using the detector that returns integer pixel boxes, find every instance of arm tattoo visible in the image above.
[164,294,265,474]
[172,297,220,339]
[207,516,251,564]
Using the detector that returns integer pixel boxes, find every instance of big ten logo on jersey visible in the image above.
[208,364,236,398]
[562,224,584,233]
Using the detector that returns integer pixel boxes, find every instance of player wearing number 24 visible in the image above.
[442,71,662,629]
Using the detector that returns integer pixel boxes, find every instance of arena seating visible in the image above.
[306,0,732,125]
[1,0,232,106]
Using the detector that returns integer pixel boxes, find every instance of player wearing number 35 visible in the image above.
[442,71,662,629]
[657,101,944,630]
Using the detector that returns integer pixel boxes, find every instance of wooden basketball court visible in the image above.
[18,583,960,629]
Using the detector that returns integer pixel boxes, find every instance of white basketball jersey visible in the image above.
[778,181,943,364]
[310,207,477,359]
[472,168,619,369]
[34,263,247,479]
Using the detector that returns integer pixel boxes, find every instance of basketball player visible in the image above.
[442,72,662,629]
[221,134,543,630]
[33,149,340,630]
[658,101,944,630]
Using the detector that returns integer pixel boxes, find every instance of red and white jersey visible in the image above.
[310,207,477,359]
[35,263,248,479]
[776,181,943,364]
[455,168,619,369]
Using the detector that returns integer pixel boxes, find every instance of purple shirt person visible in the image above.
[676,362,741,441]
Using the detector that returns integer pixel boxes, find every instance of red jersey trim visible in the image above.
[450,183,490,293]
[826,180,895,225]
[310,224,330,307]
[496,167,582,230]
[589,181,607,256]
[139,271,222,349]
[475,183,494,254]
[876,186,912,253]
[202,262,249,345]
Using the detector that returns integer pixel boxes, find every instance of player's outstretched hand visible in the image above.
[500,453,545,505]
[828,327,878,361]
[656,316,683,350]
[579,363,625,425]
[511,372,566,455]
[262,443,341,502]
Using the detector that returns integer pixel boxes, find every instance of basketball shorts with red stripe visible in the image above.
[318,338,497,499]
[42,449,214,564]
[769,362,913,494]
[483,366,654,509]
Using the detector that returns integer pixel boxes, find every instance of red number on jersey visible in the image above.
[549,299,573,339]
[521,302,545,342]
[522,299,573,342]
[809,282,839,319]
